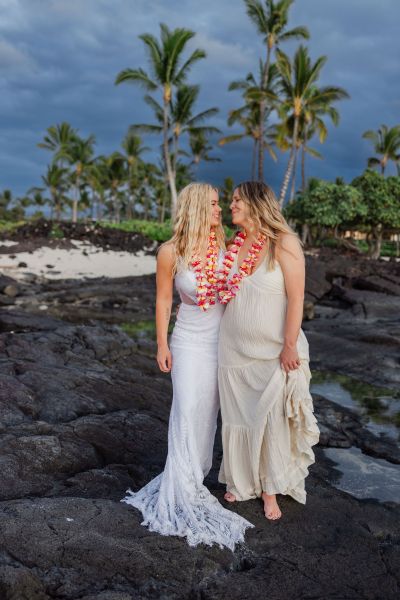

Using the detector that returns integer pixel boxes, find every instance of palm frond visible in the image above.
[115,68,157,90]
[129,124,163,134]
[186,107,219,126]
[278,25,310,43]
[219,134,246,146]
[174,48,206,84]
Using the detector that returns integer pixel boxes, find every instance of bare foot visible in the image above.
[262,493,282,520]
[224,491,236,503]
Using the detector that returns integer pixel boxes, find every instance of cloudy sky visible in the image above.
[1,0,399,197]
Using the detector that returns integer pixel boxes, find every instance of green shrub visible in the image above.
[101,220,172,242]
[101,220,235,244]
[49,224,64,239]
[0,220,26,234]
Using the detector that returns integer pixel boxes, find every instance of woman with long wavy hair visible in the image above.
[122,182,252,549]
[218,181,320,520]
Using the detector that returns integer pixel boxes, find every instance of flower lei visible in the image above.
[190,229,266,310]
[190,230,219,311]
[217,230,266,304]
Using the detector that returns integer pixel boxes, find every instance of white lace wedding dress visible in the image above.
[122,253,253,550]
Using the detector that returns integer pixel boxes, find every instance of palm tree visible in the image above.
[276,45,349,206]
[362,125,400,174]
[38,122,78,166]
[29,192,47,216]
[220,176,235,225]
[220,106,277,179]
[189,131,221,171]
[299,104,339,190]
[131,85,220,178]
[59,134,95,222]
[101,154,127,223]
[170,84,220,173]
[115,24,206,216]
[244,0,309,180]
[276,100,339,198]
[40,164,68,220]
[119,133,149,218]
[0,189,13,219]
[86,160,109,221]
[221,63,278,178]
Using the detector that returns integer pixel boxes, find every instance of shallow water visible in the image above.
[323,446,400,503]
[311,371,400,444]
[121,322,400,502]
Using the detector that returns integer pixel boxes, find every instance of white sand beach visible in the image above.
[0,240,157,280]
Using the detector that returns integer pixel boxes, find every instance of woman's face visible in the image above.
[230,189,250,228]
[210,189,222,227]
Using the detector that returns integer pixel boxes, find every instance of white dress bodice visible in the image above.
[172,251,225,345]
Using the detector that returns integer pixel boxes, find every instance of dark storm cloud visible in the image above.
[0,0,399,196]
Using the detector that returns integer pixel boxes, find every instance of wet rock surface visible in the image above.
[0,246,399,598]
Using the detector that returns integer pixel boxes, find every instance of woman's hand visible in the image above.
[157,343,172,373]
[280,343,300,374]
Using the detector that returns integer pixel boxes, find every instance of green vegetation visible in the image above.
[1,1,399,258]
[0,219,25,233]
[102,220,173,243]
[115,23,219,216]
[49,224,64,239]
[285,172,400,258]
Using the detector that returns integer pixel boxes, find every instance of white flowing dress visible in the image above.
[122,253,253,550]
[218,255,320,504]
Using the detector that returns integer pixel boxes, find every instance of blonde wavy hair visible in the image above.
[235,181,299,270]
[169,182,225,274]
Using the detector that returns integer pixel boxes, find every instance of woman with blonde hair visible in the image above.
[218,181,320,520]
[122,182,252,549]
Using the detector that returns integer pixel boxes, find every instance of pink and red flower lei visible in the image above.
[190,230,266,310]
[217,230,266,305]
[190,230,219,311]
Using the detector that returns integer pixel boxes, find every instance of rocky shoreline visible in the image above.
[0,244,399,599]
[0,219,157,255]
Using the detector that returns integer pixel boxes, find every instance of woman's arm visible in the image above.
[155,243,174,373]
[276,233,305,373]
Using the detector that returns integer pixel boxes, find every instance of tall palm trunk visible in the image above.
[172,132,179,183]
[72,175,80,223]
[127,164,134,219]
[301,142,306,191]
[113,189,121,224]
[289,147,299,202]
[251,138,258,179]
[258,45,272,181]
[97,192,104,221]
[163,94,178,217]
[54,190,61,221]
[279,116,299,207]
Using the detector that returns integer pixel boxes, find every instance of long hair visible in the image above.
[235,181,299,270]
[169,182,225,274]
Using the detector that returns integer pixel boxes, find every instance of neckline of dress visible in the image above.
[233,252,266,279]
[184,248,224,275]
[233,253,280,279]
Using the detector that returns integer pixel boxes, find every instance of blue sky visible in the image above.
[1,0,399,197]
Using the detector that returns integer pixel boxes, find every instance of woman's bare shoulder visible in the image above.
[276,232,303,260]
[157,240,175,266]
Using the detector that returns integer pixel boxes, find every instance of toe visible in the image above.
[224,492,236,503]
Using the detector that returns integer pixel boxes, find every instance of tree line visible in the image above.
[1,0,399,251]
